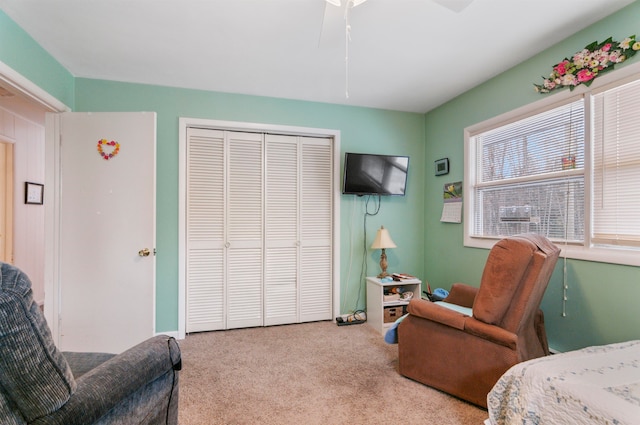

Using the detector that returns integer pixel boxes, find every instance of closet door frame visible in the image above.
[178,118,341,339]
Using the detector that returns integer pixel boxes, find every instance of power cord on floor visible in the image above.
[347,309,366,322]
[335,309,367,326]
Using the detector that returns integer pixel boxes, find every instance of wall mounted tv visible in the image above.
[342,152,409,196]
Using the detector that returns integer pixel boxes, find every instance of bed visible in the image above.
[485,340,640,425]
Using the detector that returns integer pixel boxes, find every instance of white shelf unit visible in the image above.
[365,276,422,335]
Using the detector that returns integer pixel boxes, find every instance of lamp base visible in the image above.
[377,248,390,279]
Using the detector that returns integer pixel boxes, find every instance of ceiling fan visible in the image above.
[318,0,474,47]
[323,0,474,13]
[320,0,474,98]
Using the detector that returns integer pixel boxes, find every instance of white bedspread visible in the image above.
[486,340,640,425]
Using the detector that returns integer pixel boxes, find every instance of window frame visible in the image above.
[463,61,640,267]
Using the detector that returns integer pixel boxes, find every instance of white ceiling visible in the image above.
[0,0,635,113]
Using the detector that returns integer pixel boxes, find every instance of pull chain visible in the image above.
[344,1,352,98]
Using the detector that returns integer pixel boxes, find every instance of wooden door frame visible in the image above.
[0,61,70,339]
[0,141,14,264]
[178,118,341,339]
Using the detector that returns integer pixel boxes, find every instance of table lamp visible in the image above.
[371,226,397,278]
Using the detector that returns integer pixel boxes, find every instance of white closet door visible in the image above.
[186,128,225,332]
[185,127,333,332]
[264,134,299,326]
[300,138,333,322]
[226,131,264,329]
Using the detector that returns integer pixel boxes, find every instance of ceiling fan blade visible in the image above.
[432,0,473,13]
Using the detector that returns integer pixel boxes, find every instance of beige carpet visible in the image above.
[177,321,487,425]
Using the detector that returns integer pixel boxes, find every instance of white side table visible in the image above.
[366,276,422,335]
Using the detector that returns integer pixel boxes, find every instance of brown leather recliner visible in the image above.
[398,233,560,408]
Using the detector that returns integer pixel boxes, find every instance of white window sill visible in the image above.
[464,236,640,267]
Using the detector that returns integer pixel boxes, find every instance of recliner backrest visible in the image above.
[500,234,560,334]
[472,237,537,325]
[0,263,77,423]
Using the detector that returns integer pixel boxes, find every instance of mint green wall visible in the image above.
[73,79,426,331]
[3,3,638,350]
[424,0,640,352]
[0,7,424,332]
[0,10,74,108]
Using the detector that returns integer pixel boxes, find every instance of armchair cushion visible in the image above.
[406,299,467,330]
[0,264,76,422]
[433,301,472,317]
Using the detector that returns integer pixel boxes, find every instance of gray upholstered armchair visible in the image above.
[0,262,181,425]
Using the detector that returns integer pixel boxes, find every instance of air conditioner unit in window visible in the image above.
[499,205,538,223]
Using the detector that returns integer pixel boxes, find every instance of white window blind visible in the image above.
[471,99,585,242]
[592,78,640,248]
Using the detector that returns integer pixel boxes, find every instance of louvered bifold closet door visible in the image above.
[264,134,299,326]
[226,131,264,329]
[300,137,333,322]
[186,128,225,332]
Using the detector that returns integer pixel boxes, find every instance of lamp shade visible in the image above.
[371,226,397,249]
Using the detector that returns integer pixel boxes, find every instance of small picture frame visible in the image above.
[25,182,44,205]
[435,158,449,176]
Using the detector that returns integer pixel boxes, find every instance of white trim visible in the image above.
[463,60,640,267]
[156,330,179,339]
[0,61,70,113]
[178,118,341,339]
[0,61,70,342]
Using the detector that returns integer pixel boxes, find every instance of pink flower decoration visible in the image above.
[554,60,570,76]
[577,69,596,82]
[535,35,638,94]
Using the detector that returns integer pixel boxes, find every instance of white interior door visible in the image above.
[53,112,156,353]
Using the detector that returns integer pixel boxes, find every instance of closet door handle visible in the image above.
[225,242,231,248]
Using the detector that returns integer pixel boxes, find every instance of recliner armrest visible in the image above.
[442,283,478,308]
[407,299,467,330]
[406,299,517,350]
[464,318,517,350]
[32,335,181,425]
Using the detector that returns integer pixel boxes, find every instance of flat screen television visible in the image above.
[342,152,409,196]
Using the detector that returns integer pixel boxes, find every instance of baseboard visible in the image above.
[156,330,180,339]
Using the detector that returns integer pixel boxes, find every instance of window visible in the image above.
[465,67,640,266]
[592,77,640,248]
[469,99,585,243]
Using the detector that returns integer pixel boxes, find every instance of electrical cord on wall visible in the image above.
[354,195,381,310]
[341,196,358,313]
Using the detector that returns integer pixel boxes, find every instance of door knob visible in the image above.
[138,248,151,257]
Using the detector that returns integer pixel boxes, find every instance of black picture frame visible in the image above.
[434,158,449,176]
[25,182,44,205]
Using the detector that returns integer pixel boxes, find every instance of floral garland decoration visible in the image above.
[97,139,120,160]
[534,35,640,94]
